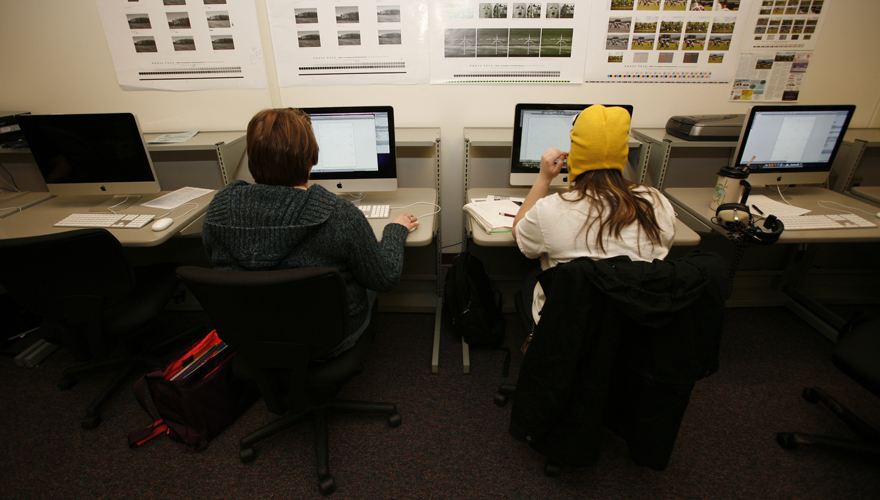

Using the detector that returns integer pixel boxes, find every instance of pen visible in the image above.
[500,212,516,218]
[751,204,764,215]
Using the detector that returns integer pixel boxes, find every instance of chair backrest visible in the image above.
[176,266,350,414]
[0,228,136,314]
[0,228,137,359]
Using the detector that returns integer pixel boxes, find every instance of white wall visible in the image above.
[2,0,879,249]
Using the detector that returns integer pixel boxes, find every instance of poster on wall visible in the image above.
[740,0,827,51]
[265,1,430,86]
[584,0,754,84]
[95,0,268,91]
[428,1,589,84]
[729,51,811,101]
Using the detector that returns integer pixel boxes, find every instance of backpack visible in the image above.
[443,251,506,347]
[127,329,259,453]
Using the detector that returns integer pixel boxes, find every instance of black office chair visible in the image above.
[176,266,401,496]
[0,228,201,429]
[777,316,880,457]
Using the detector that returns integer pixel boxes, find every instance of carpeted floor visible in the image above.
[1,306,878,499]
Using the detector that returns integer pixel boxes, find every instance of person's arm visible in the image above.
[341,204,409,292]
[513,147,567,240]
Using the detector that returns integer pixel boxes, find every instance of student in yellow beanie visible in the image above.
[512,104,676,325]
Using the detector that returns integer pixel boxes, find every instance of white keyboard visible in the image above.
[358,204,390,219]
[776,213,877,231]
[54,213,156,229]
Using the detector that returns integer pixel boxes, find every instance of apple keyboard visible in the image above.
[775,213,877,231]
[54,213,156,228]
[358,204,390,219]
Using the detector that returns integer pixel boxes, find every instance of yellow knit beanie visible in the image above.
[567,105,630,189]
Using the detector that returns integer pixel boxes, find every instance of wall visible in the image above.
[2,0,879,250]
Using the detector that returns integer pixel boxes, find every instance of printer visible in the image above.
[665,114,744,141]
[0,111,30,148]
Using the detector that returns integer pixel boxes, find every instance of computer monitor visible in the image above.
[510,103,634,187]
[16,112,160,210]
[732,104,856,186]
[301,106,397,193]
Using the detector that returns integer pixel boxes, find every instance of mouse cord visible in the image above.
[816,200,877,219]
[105,196,132,215]
[158,202,200,220]
[392,201,441,219]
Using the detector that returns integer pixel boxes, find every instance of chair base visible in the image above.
[57,325,204,429]
[777,386,880,458]
[239,398,400,496]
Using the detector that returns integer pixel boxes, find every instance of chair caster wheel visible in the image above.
[387,412,402,428]
[81,414,101,430]
[58,376,77,390]
[544,460,561,477]
[240,447,256,463]
[318,475,336,495]
[777,432,796,449]
[494,393,509,407]
[802,387,819,403]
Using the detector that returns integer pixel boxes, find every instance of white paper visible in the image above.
[729,51,810,101]
[147,131,200,144]
[265,1,430,86]
[747,194,810,217]
[584,0,755,84]
[739,0,827,51]
[141,187,214,209]
[428,0,589,84]
[94,0,268,91]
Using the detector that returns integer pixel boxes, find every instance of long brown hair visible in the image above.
[246,108,319,187]
[564,169,664,255]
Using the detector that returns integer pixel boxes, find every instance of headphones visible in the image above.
[714,203,784,245]
[713,182,784,245]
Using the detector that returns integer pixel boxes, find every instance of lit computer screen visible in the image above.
[16,112,160,198]
[301,106,397,193]
[733,105,855,186]
[510,103,634,186]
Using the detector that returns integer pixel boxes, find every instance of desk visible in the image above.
[466,187,701,248]
[666,186,880,340]
[850,186,880,207]
[631,128,737,190]
[358,189,437,248]
[0,191,215,247]
[0,131,246,193]
[831,128,880,193]
[0,191,53,219]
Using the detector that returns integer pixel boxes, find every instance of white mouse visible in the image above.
[151,217,174,231]
[876,212,880,219]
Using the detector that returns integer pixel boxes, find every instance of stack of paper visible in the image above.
[463,198,522,234]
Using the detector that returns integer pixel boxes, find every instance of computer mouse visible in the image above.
[876,212,880,219]
[409,226,417,233]
[151,218,174,231]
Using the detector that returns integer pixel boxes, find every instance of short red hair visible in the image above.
[246,108,319,187]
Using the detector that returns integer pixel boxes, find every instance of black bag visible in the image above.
[127,330,259,453]
[443,251,506,347]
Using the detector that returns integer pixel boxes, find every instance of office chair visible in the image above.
[0,228,200,429]
[777,316,880,458]
[176,266,401,496]
[495,253,728,476]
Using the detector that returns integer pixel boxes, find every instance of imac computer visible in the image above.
[509,103,634,187]
[16,112,161,210]
[301,106,397,193]
[732,104,856,186]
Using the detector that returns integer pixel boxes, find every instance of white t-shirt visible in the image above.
[515,186,676,323]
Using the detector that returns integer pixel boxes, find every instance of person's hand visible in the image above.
[393,212,419,231]
[539,148,567,182]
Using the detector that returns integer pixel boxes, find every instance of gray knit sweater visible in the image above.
[202,180,409,335]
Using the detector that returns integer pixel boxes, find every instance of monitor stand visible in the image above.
[89,194,142,212]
